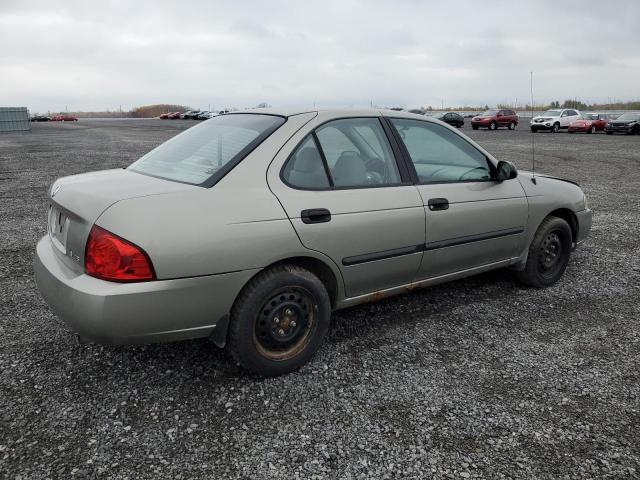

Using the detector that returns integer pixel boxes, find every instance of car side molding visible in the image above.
[342,227,525,266]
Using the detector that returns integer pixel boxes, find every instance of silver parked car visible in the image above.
[35,109,592,375]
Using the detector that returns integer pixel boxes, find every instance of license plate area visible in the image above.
[48,204,70,253]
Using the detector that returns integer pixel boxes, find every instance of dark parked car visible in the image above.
[194,111,211,120]
[471,109,518,130]
[30,115,51,122]
[605,112,640,135]
[181,110,202,120]
[51,114,78,122]
[435,112,464,128]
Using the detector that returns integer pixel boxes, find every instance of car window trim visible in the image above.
[383,116,497,185]
[279,116,414,191]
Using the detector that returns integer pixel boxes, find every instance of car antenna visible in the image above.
[530,71,537,185]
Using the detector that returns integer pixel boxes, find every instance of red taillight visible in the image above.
[85,225,155,282]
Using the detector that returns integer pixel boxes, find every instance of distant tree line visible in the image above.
[131,104,190,118]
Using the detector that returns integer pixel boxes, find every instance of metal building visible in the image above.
[0,107,31,133]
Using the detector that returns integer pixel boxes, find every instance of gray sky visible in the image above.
[1,0,639,112]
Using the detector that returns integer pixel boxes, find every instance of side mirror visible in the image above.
[494,161,517,181]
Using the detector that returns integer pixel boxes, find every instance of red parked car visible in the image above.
[568,113,611,134]
[159,112,171,119]
[167,112,183,119]
[471,109,518,130]
[51,114,78,122]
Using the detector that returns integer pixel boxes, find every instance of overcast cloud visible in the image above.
[1,0,639,112]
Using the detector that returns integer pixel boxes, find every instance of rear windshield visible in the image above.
[128,114,285,186]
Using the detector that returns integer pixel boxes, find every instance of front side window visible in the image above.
[129,114,285,186]
[390,118,492,183]
[315,118,402,187]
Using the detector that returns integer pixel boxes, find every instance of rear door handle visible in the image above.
[427,198,449,211]
[301,208,332,224]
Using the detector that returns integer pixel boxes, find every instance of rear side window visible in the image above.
[281,136,330,189]
[316,118,401,187]
[391,118,492,183]
[283,117,403,189]
[129,114,285,186]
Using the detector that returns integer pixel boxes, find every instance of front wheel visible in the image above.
[472,125,479,130]
[489,121,497,131]
[516,216,572,288]
[227,265,331,376]
[551,123,560,133]
[588,125,596,134]
[606,131,613,135]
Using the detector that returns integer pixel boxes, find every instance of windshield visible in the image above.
[582,113,598,120]
[542,110,562,117]
[480,110,498,116]
[128,114,285,186]
[615,112,640,121]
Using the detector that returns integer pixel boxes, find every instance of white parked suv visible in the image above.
[530,109,581,133]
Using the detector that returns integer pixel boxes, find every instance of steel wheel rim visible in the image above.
[253,286,316,361]
[538,231,564,279]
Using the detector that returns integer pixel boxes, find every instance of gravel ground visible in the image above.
[1,118,639,479]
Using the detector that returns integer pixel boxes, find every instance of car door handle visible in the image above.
[427,198,449,211]
[301,208,332,224]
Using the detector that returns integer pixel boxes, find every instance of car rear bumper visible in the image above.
[575,209,592,246]
[34,236,257,346]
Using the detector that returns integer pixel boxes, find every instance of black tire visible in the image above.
[606,131,613,135]
[588,125,596,134]
[508,121,516,130]
[530,126,537,133]
[516,216,572,288]
[227,265,331,376]
[551,123,560,133]
[472,125,479,130]
[489,121,497,131]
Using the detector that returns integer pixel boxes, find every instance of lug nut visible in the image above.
[285,309,293,316]
[290,320,297,327]
[278,328,285,336]
[273,317,279,324]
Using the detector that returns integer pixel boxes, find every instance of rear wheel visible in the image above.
[472,125,479,130]
[551,123,560,133]
[508,121,516,130]
[606,131,613,135]
[227,265,331,376]
[516,216,572,288]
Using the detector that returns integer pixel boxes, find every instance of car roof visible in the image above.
[227,107,430,119]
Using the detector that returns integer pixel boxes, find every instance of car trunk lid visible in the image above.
[47,169,196,272]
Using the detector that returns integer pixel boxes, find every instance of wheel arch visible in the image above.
[211,254,341,349]
[547,208,578,242]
